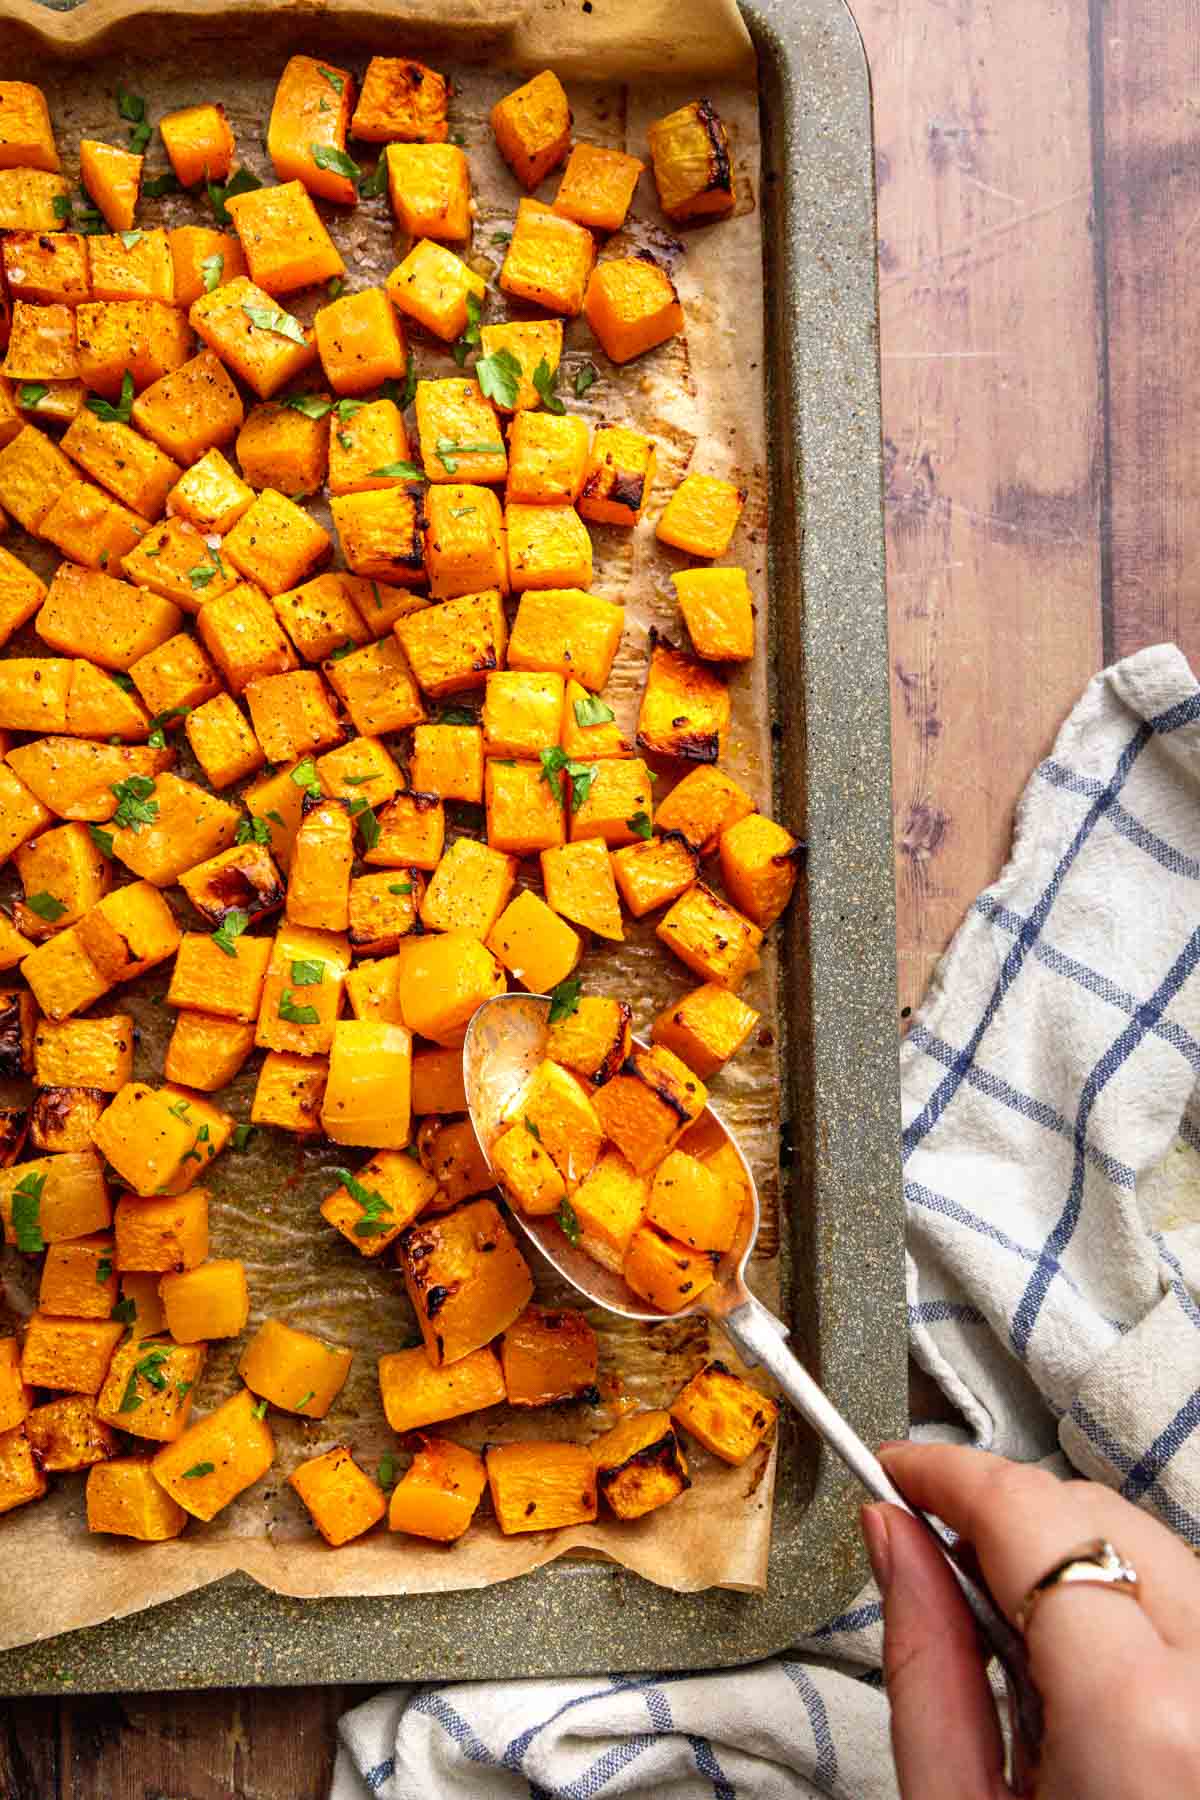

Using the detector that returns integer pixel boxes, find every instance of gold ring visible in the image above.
[1016,1539,1140,1634]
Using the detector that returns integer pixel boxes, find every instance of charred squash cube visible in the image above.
[415,1115,493,1205]
[131,348,245,466]
[366,789,445,871]
[30,1085,107,1155]
[487,889,581,993]
[347,870,422,956]
[396,589,507,698]
[377,1342,505,1433]
[226,180,344,297]
[86,1456,187,1539]
[0,1423,47,1514]
[593,1408,690,1518]
[352,56,449,143]
[178,840,286,930]
[324,635,427,734]
[553,142,644,233]
[388,1436,486,1543]
[593,1041,707,1173]
[656,471,745,559]
[96,1335,205,1442]
[647,1147,740,1253]
[290,1445,387,1546]
[387,142,471,242]
[647,98,736,223]
[652,764,754,853]
[424,484,508,600]
[398,1195,533,1368]
[672,565,754,661]
[719,812,803,929]
[670,1359,778,1464]
[189,276,318,401]
[0,989,35,1077]
[623,1223,716,1313]
[577,425,657,528]
[501,1304,598,1407]
[505,1057,604,1193]
[539,838,624,942]
[651,981,759,1078]
[314,286,408,396]
[500,200,595,318]
[396,930,505,1046]
[150,1386,274,1522]
[486,1439,597,1534]
[108,772,241,888]
[489,1120,566,1216]
[545,994,631,1085]
[331,487,425,587]
[26,1394,115,1472]
[656,881,763,988]
[507,588,623,691]
[584,255,684,365]
[322,1148,441,1257]
[491,70,571,190]
[636,634,729,764]
[419,835,516,938]
[485,758,566,856]
[386,240,486,344]
[251,1049,328,1136]
[239,1315,353,1418]
[610,831,697,918]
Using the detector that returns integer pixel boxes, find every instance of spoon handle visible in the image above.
[713,1291,1042,1792]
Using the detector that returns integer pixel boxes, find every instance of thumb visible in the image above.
[864,1504,1007,1800]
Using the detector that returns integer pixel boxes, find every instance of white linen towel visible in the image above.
[333,644,1200,1799]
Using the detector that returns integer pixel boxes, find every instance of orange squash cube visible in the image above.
[327,396,413,497]
[79,139,141,231]
[159,1259,250,1343]
[0,83,61,173]
[419,834,516,937]
[396,589,507,698]
[624,1223,716,1312]
[251,1049,328,1135]
[506,411,589,506]
[324,635,427,734]
[239,1315,353,1418]
[545,994,631,1085]
[719,812,802,929]
[321,1018,413,1148]
[366,789,445,872]
[506,503,592,591]
[61,407,180,522]
[290,1445,386,1546]
[165,1010,257,1091]
[245,669,343,764]
[20,1313,124,1394]
[585,255,684,364]
[593,1408,690,1519]
[378,1342,505,1433]
[236,398,330,498]
[275,572,371,662]
[330,487,425,586]
[540,838,624,942]
[657,882,763,988]
[75,879,180,982]
[647,1147,740,1253]
[610,832,697,917]
[647,99,736,223]
[388,1436,486,1542]
[500,199,596,318]
[75,299,192,398]
[0,421,75,531]
[26,1394,116,1472]
[151,1386,275,1521]
[287,796,354,930]
[106,772,240,888]
[352,57,449,144]
[255,920,348,1057]
[87,229,175,304]
[501,1304,598,1406]
[656,471,745,558]
[87,1456,186,1539]
[226,180,344,296]
[409,722,482,803]
[0,1422,47,1514]
[483,670,563,758]
[486,1439,597,1534]
[485,758,566,856]
[398,1195,534,1367]
[489,1120,567,1216]
[553,142,644,232]
[593,1041,707,1173]
[0,1150,111,1246]
[22,929,108,1023]
[415,1116,492,1207]
[268,55,357,205]
[113,1184,211,1268]
[184,693,264,789]
[423,484,507,599]
[507,587,623,691]
[224,488,332,596]
[395,930,505,1046]
[0,544,47,644]
[317,736,405,808]
[38,480,147,574]
[2,230,89,305]
[321,1148,440,1257]
[97,1088,221,1204]
[569,757,654,848]
[314,286,409,396]
[96,1335,206,1442]
[198,582,299,694]
[653,764,754,853]
[490,71,571,190]
[476,318,563,414]
[636,635,730,764]
[2,300,78,382]
[651,981,759,1078]
[190,275,317,399]
[505,1056,605,1192]
[415,377,506,486]
[159,102,235,190]
[0,1337,32,1433]
[386,240,486,344]
[387,143,471,242]
[487,889,582,992]
[168,928,273,1022]
[670,1359,778,1464]
[672,565,754,661]
[39,1234,117,1320]
[167,225,246,309]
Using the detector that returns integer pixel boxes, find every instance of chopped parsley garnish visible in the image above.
[309,143,361,182]
[336,398,363,423]
[232,1124,255,1152]
[119,228,144,248]
[295,1390,315,1411]
[318,65,345,94]
[434,437,503,474]
[89,824,115,857]
[327,274,344,300]
[335,1166,393,1237]
[548,974,583,1023]
[437,705,478,726]
[168,1097,192,1120]
[377,1451,397,1489]
[147,705,190,749]
[278,988,320,1025]
[182,1461,215,1479]
[17,383,47,408]
[523,1116,542,1142]
[475,345,522,409]
[531,355,565,415]
[354,804,381,850]
[538,748,596,811]
[358,150,390,199]
[290,756,322,796]
[574,364,598,398]
[452,290,483,368]
[96,1255,113,1284]
[626,810,653,840]
[24,891,67,922]
[110,773,158,832]
[557,1197,582,1244]
[284,392,333,419]
[11,1170,46,1252]
[211,908,250,957]
[208,165,261,227]
[242,302,307,345]
[200,252,224,293]
[52,194,72,221]
[142,170,180,199]
[235,815,273,846]
[251,1397,268,1419]
[86,369,135,425]
[574,694,615,728]
[116,84,145,124]
[492,228,512,246]
[119,1346,170,1412]
[111,1296,137,1324]
[290,959,324,987]
[388,881,413,895]
[368,460,424,480]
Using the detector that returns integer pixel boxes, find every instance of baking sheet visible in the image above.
[0,0,793,1653]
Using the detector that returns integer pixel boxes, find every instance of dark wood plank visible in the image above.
[1100,0,1200,666]
[0,1696,60,1799]
[856,0,1104,1019]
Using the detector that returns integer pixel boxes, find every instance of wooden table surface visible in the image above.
[4,0,1195,1789]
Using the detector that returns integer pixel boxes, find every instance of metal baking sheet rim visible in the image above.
[0,0,904,1692]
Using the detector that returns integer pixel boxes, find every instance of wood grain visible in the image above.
[858,0,1104,1018]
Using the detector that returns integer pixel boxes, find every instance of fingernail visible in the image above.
[877,1440,908,1458]
[861,1503,892,1594]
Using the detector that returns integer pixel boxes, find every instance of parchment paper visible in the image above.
[0,0,788,1653]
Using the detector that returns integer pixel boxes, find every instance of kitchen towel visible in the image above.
[332,643,1200,1798]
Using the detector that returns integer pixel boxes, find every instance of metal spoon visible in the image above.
[463,989,1043,1789]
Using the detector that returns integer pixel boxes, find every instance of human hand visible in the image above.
[861,1443,1200,1798]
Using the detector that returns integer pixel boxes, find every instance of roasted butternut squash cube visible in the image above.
[653,765,753,853]
[87,229,175,304]
[132,347,245,464]
[167,225,246,309]
[652,981,758,1080]
[578,424,656,528]
[2,299,78,382]
[399,1195,533,1368]
[322,1148,440,1257]
[409,723,482,803]
[30,1085,108,1154]
[236,399,329,497]
[539,838,624,941]
[239,1316,353,1418]
[313,287,407,398]
[121,519,236,611]
[419,834,516,938]
[585,255,683,365]
[197,582,299,693]
[0,543,46,644]
[327,396,412,497]
[672,565,754,661]
[256,920,349,1055]
[569,756,653,847]
[388,1435,486,1542]
[487,1439,597,1534]
[656,471,745,559]
[21,1312,124,1394]
[415,378,506,486]
[37,1232,115,1319]
[27,1394,115,1471]
[224,487,332,596]
[151,1386,274,1521]
[108,771,240,887]
[593,1043,705,1176]
[167,930,272,1023]
[0,1150,110,1246]
[179,700,259,798]
[75,879,180,983]
[164,1010,256,1091]
[127,635,220,727]
[416,1115,493,1206]
[275,571,371,661]
[244,669,342,765]
[268,55,356,206]
[378,1342,504,1432]
[553,141,644,232]
[15,377,86,425]
[505,1056,604,1193]
[33,1013,132,1092]
[317,735,404,808]
[719,812,802,928]
[290,1444,386,1545]
[0,764,52,867]
[396,589,507,698]
[0,915,34,974]
[79,139,142,231]
[76,299,192,398]
[63,658,150,741]
[226,180,344,296]
[159,1258,249,1344]
[94,1082,212,1200]
[190,276,318,400]
[287,795,354,929]
[61,407,179,520]
[0,83,60,173]
[647,1146,740,1253]
[490,71,571,190]
[488,1120,566,1216]
[343,953,406,1024]
[593,1408,689,1518]
[0,1423,47,1513]
[39,481,149,575]
[423,484,507,599]
[159,102,235,189]
[20,926,111,1020]
[386,240,486,343]
[0,170,70,238]
[325,640,427,741]
[0,423,77,531]
[387,142,471,242]
[648,98,736,223]
[506,412,589,509]
[88,1455,186,1537]
[500,199,596,318]
[610,832,697,918]
[501,1304,598,1406]
[117,1270,167,1340]
[545,994,631,1086]
[7,736,166,824]
[507,588,623,691]
[482,670,563,758]
[477,318,563,414]
[96,1335,205,1442]
[624,1223,715,1312]
[251,1049,328,1135]
[352,56,449,143]
[671,1359,778,1464]
[330,486,425,586]
[0,1339,32,1434]
[397,930,505,1046]
[485,758,566,855]
[637,635,730,764]
[411,1046,467,1116]
[321,1018,412,1148]
[347,869,423,955]
[657,881,762,989]
[367,788,444,871]
[13,819,110,940]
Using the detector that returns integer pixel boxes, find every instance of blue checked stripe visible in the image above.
[1148,690,1200,733]
[903,723,1154,1158]
[1038,759,1200,882]
[1153,1232,1200,1333]
[974,895,1200,1073]
[909,1024,1137,1188]
[410,1692,495,1764]
[364,1757,394,1793]
[687,1734,736,1800]
[780,1662,839,1793]
[908,1299,987,1327]
[1011,926,1200,1358]
[502,1676,652,1772]
[1069,1401,1200,1542]
[811,1600,884,1641]
[1121,1388,1200,1505]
